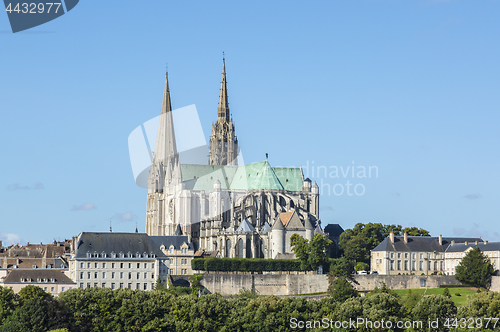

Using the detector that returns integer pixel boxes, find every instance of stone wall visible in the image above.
[491,276,500,292]
[200,273,328,296]
[200,273,473,296]
[353,275,461,292]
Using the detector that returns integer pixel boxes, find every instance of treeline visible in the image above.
[192,257,348,273]
[1,285,500,331]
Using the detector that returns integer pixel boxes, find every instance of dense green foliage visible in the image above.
[339,222,430,262]
[455,247,495,288]
[1,284,499,331]
[191,257,304,272]
[290,233,332,271]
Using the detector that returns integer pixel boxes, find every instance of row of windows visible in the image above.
[86,251,156,259]
[80,262,154,269]
[389,252,444,260]
[390,260,444,271]
[79,272,155,280]
[79,282,154,291]
[43,286,72,292]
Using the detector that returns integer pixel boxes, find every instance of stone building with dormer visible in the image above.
[371,232,482,275]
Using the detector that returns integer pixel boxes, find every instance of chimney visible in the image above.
[484,241,489,245]
[404,232,408,244]
[475,241,479,245]
[465,241,469,245]
[451,240,455,246]
[389,231,395,243]
[439,234,442,246]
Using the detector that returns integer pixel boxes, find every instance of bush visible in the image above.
[198,258,305,272]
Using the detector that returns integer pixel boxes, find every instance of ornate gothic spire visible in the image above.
[217,56,230,121]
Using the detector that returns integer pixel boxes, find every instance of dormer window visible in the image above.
[111,252,116,258]
[136,252,141,258]
[101,252,107,258]
[46,264,52,268]
[170,247,174,254]
[60,264,66,269]
[50,278,55,282]
[44,278,48,283]
[87,252,91,258]
[143,252,148,258]
[13,264,17,269]
[119,252,124,258]
[127,252,132,258]
[94,251,98,258]
[32,264,37,269]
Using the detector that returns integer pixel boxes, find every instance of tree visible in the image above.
[442,287,451,298]
[290,233,310,270]
[307,234,332,271]
[412,295,457,332]
[0,286,18,325]
[329,277,359,302]
[355,262,369,272]
[455,247,495,288]
[154,276,165,290]
[402,227,430,236]
[189,273,203,296]
[18,285,51,302]
[290,233,331,271]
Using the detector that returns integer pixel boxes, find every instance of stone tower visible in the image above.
[146,72,182,236]
[209,57,239,165]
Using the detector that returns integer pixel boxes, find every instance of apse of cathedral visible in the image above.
[146,59,322,259]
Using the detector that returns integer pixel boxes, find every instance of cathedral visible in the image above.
[145,59,323,259]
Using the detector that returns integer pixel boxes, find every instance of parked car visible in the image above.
[357,270,367,275]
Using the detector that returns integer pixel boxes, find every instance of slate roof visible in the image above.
[445,242,500,253]
[180,161,304,192]
[1,257,67,269]
[3,269,75,284]
[372,236,483,252]
[236,219,256,232]
[149,235,194,250]
[74,233,166,259]
[262,222,271,232]
[324,224,344,238]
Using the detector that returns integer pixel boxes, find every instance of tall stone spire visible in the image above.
[209,56,239,165]
[153,72,177,164]
[217,56,230,121]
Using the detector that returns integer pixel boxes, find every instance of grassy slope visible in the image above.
[392,288,477,306]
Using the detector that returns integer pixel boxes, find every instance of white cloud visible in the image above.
[113,211,137,222]
[0,232,24,246]
[71,203,97,211]
[7,182,44,191]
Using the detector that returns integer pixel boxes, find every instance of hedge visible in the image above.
[191,258,305,272]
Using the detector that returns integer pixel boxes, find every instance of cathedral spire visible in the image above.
[153,71,178,164]
[217,56,230,121]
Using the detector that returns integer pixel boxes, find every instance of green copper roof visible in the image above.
[229,161,283,190]
[179,161,303,192]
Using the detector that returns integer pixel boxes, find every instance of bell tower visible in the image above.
[209,56,239,165]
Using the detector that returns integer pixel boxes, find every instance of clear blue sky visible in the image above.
[1,0,499,245]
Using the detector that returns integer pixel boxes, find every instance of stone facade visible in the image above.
[146,64,322,258]
[444,241,500,275]
[68,232,168,291]
[371,232,482,275]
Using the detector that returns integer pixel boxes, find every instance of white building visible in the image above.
[444,240,500,275]
[69,232,168,291]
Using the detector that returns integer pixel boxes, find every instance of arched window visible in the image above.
[238,238,244,258]
[246,239,252,258]
[226,239,232,258]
